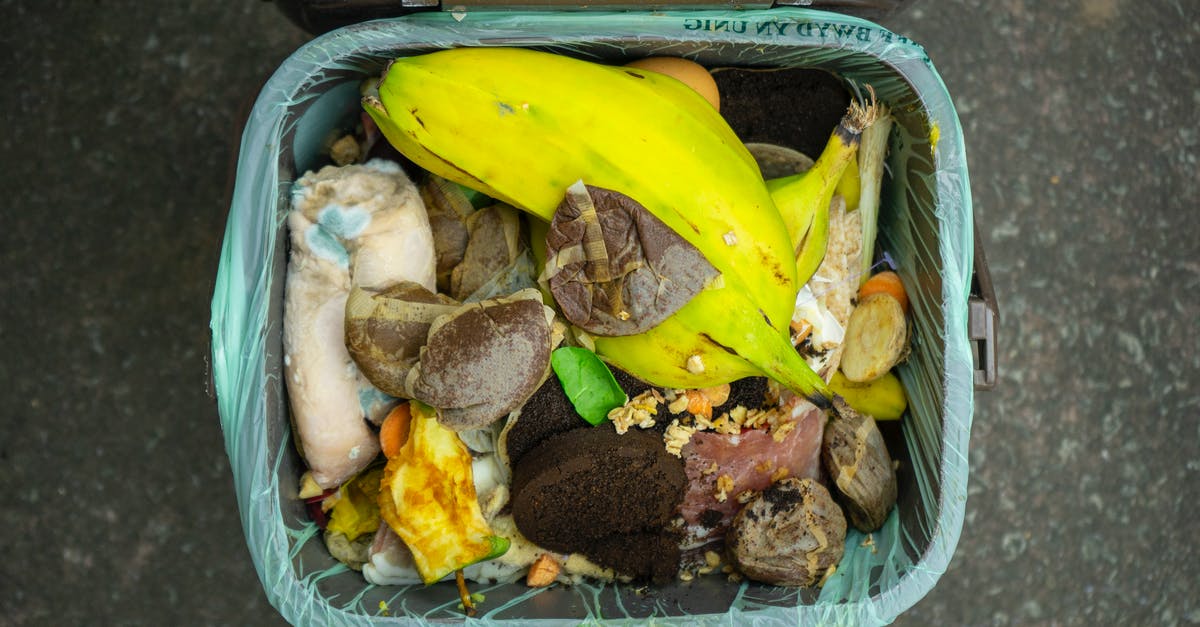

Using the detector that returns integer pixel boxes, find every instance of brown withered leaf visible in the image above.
[543,182,718,336]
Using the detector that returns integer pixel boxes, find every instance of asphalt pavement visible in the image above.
[1,1,1197,625]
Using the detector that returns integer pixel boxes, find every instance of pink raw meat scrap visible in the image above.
[678,400,825,547]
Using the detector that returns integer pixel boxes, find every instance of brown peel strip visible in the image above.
[571,182,614,283]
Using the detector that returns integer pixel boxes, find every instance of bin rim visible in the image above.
[211,8,974,625]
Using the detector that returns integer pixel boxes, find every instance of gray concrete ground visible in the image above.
[1,1,1197,625]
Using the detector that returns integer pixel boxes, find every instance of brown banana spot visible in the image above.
[427,152,489,189]
[698,333,739,356]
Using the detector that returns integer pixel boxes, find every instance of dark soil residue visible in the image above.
[504,365,657,468]
[510,427,687,584]
[718,377,771,413]
[713,67,852,159]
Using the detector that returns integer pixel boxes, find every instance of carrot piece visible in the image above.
[685,390,713,420]
[699,384,731,407]
[858,271,908,314]
[790,319,813,346]
[379,403,412,459]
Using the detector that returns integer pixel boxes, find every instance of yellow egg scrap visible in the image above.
[624,57,721,111]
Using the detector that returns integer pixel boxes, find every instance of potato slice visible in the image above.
[839,293,907,383]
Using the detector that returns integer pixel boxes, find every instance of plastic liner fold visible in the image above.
[211,8,973,625]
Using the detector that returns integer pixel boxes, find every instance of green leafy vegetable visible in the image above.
[550,346,628,425]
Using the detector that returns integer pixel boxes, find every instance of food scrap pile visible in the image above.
[283,48,912,612]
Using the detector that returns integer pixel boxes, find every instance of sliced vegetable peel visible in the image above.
[377,401,510,585]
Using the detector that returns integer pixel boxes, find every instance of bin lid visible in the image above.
[273,0,917,35]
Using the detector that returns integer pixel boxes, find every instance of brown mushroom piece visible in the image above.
[726,477,846,587]
[344,281,460,398]
[821,397,898,531]
[405,288,557,431]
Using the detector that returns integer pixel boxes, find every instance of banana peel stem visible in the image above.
[733,312,832,404]
[767,88,880,253]
[777,87,883,286]
[761,346,833,409]
[844,84,882,135]
[362,94,386,117]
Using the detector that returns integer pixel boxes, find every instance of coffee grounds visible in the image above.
[505,365,658,467]
[699,508,724,529]
[510,427,686,584]
[568,531,682,585]
[610,366,654,400]
[503,375,584,469]
[761,477,807,512]
[713,67,852,160]
[717,377,771,413]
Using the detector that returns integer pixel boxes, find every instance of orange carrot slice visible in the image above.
[858,271,908,314]
[379,403,412,459]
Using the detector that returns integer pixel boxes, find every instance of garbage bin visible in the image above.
[211,7,986,625]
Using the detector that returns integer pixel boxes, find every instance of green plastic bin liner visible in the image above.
[211,8,974,625]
